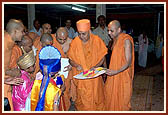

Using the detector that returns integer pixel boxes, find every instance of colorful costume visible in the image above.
[31,46,65,111]
[12,49,36,111]
[12,70,34,111]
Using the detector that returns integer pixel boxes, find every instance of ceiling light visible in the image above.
[72,6,86,12]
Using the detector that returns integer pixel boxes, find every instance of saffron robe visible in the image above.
[9,45,22,68]
[4,32,15,111]
[67,33,107,111]
[52,34,72,110]
[104,33,135,111]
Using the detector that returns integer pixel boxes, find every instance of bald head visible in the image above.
[108,20,122,39]
[21,35,32,45]
[6,19,24,34]
[56,27,68,36]
[56,27,68,44]
[40,33,53,47]
[20,35,33,53]
[6,19,25,41]
[108,20,121,29]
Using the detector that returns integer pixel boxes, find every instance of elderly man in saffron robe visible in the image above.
[67,19,107,111]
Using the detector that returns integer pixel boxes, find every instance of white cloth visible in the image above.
[65,27,76,39]
[29,27,42,36]
[25,92,31,111]
[32,45,37,56]
[93,26,111,46]
[138,34,148,68]
[58,58,70,79]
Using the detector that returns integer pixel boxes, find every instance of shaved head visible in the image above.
[40,33,53,47]
[6,19,24,34]
[21,35,32,45]
[56,27,68,44]
[108,20,121,29]
[56,27,68,36]
[20,35,33,53]
[108,20,122,39]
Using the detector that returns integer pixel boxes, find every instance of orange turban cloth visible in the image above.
[76,19,90,32]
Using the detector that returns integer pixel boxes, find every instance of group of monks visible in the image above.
[4,18,134,111]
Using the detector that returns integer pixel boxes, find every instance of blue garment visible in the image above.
[65,27,76,39]
[35,46,61,111]
[29,27,42,36]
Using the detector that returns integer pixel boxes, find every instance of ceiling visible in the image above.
[4,4,164,18]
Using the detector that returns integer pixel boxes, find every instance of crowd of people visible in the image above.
[3,14,163,111]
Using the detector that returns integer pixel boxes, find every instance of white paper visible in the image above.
[58,58,69,79]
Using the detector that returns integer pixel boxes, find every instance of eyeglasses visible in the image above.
[78,32,88,36]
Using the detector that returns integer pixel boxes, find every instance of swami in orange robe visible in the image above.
[4,20,25,111]
[67,19,107,111]
[52,32,72,111]
[104,31,134,110]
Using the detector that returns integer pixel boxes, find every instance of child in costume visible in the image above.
[12,50,35,111]
[31,45,65,111]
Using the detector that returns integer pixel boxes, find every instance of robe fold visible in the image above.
[4,32,15,111]
[104,33,134,111]
[67,33,107,111]
[9,45,22,69]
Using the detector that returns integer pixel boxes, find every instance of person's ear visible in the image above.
[118,27,121,33]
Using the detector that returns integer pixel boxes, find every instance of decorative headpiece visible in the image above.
[17,47,35,70]
[35,45,61,111]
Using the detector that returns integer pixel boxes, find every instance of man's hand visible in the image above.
[76,65,83,71]
[5,68,21,77]
[4,77,24,86]
[105,69,118,76]
[63,65,72,72]
[12,68,21,77]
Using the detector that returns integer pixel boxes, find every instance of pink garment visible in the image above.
[12,70,34,111]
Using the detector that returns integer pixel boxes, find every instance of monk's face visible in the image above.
[56,32,68,45]
[23,36,33,53]
[78,31,90,43]
[108,24,120,39]
[43,24,52,34]
[14,27,25,41]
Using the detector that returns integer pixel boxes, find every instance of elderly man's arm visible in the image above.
[106,39,132,76]
[5,68,24,85]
